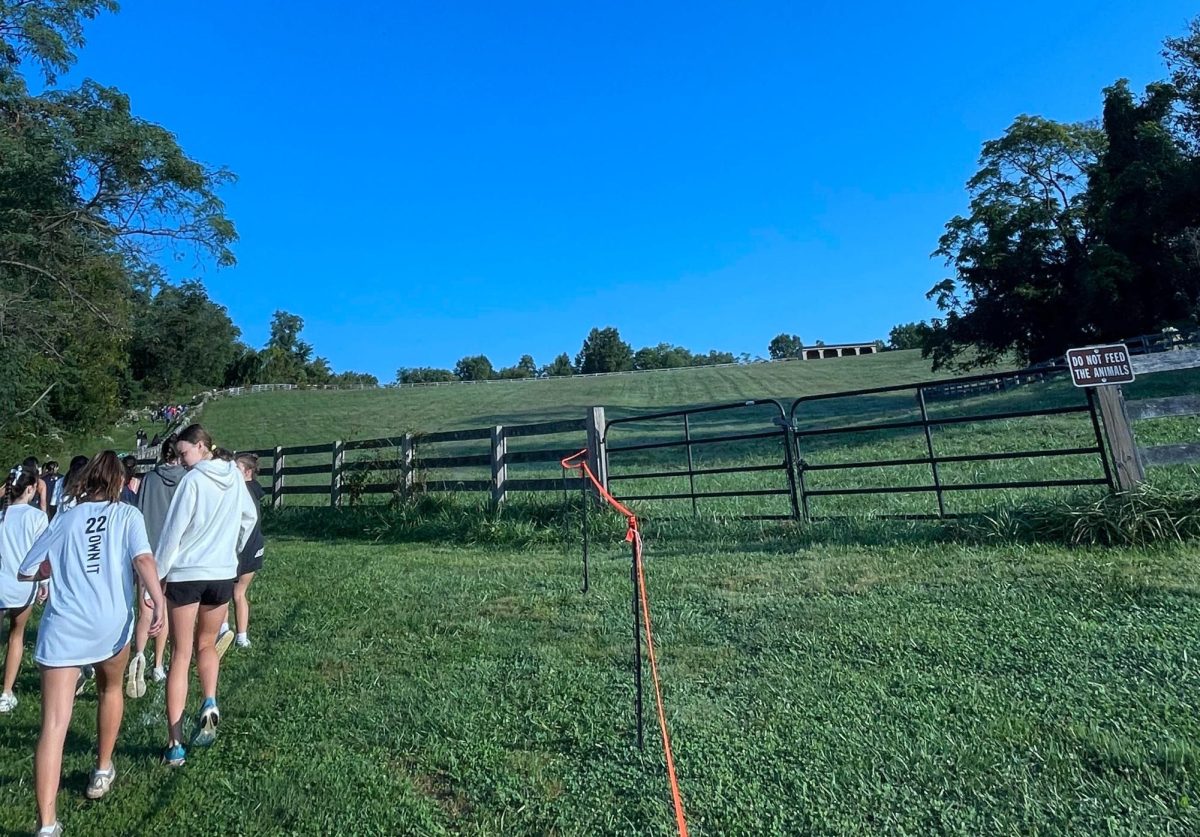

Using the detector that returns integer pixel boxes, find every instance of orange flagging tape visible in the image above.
[561,449,689,837]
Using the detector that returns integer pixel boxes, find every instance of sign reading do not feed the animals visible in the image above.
[1066,343,1135,387]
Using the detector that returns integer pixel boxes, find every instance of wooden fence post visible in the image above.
[330,440,345,508]
[1095,385,1145,491]
[272,446,286,510]
[585,407,608,492]
[491,425,507,507]
[401,434,415,495]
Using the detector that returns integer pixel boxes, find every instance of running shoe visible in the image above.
[35,822,62,836]
[0,691,16,713]
[215,629,234,660]
[74,666,93,696]
[235,634,251,649]
[86,764,116,799]
[152,666,167,683]
[192,697,220,747]
[125,654,146,699]
[162,742,186,767]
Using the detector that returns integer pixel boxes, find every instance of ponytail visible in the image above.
[1,465,39,522]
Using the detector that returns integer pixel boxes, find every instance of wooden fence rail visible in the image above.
[204,414,595,509]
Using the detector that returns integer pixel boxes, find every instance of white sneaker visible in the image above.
[235,634,251,648]
[35,823,62,836]
[152,666,167,683]
[85,764,116,799]
[125,654,146,699]
[0,691,16,713]
[215,629,234,660]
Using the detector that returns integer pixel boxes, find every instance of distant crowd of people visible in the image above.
[0,425,267,836]
[154,404,187,425]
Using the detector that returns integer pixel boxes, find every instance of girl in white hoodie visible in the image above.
[155,424,257,766]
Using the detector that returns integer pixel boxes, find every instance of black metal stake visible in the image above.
[631,533,644,750]
[916,387,946,518]
[683,414,697,517]
[580,473,590,594]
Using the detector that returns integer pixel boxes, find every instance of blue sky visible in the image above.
[57,1,1198,379]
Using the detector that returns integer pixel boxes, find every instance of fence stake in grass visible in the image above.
[580,467,590,594]
[916,387,946,517]
[630,528,644,750]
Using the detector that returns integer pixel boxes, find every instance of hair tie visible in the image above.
[9,466,20,480]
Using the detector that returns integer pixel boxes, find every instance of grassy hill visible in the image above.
[195,350,968,450]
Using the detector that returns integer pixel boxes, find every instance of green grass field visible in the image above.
[1,520,1197,835]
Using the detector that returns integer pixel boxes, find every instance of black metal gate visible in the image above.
[605,399,798,520]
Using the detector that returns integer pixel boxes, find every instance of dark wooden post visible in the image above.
[585,407,607,492]
[1095,385,1145,491]
[330,440,345,508]
[271,446,286,510]
[491,425,507,507]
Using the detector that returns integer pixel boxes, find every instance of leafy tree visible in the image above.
[540,353,574,377]
[0,0,118,83]
[331,371,378,387]
[396,367,455,384]
[129,279,240,395]
[575,327,632,374]
[633,343,692,370]
[696,349,736,365]
[887,321,932,350]
[258,310,314,383]
[1165,17,1200,149]
[0,2,236,449]
[454,354,494,381]
[517,354,537,376]
[926,116,1104,369]
[224,345,261,387]
[768,333,803,359]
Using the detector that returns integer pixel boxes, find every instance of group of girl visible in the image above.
[0,425,265,837]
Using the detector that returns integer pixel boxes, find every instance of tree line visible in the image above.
[397,327,744,383]
[889,18,1200,369]
[0,2,377,461]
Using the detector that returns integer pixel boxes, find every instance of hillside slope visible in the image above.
[196,350,976,449]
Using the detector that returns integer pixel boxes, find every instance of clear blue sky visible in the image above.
[58,1,1198,380]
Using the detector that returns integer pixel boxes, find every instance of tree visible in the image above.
[887,321,932,351]
[396,367,455,384]
[0,0,118,84]
[925,116,1104,369]
[768,333,803,359]
[0,2,236,449]
[575,327,632,374]
[1165,17,1200,149]
[541,353,574,377]
[498,354,537,379]
[129,279,241,395]
[454,354,494,381]
[331,371,378,387]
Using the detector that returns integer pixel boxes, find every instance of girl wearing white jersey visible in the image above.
[18,451,165,836]
[156,424,257,766]
[1,465,49,713]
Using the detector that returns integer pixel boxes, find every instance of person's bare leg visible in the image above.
[35,666,79,830]
[195,603,226,700]
[3,606,31,694]
[233,572,255,636]
[154,620,169,671]
[166,602,197,745]
[94,646,130,770]
[134,589,151,656]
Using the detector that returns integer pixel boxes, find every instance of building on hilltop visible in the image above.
[800,342,878,360]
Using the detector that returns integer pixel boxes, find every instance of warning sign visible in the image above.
[1066,344,1135,387]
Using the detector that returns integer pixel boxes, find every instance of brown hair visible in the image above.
[234,452,260,477]
[76,451,126,504]
[177,423,214,449]
[159,433,179,464]
[2,464,39,521]
[212,447,235,462]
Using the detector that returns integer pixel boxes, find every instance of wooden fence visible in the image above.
[228,411,602,509]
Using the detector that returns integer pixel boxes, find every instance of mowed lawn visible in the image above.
[1,526,1198,835]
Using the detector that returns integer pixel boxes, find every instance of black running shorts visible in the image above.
[165,579,235,607]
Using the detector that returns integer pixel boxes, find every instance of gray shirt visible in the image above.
[136,463,187,551]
